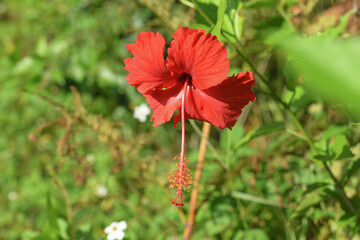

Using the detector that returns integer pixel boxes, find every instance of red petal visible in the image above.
[174,72,256,129]
[144,81,184,126]
[124,32,175,94]
[166,27,229,90]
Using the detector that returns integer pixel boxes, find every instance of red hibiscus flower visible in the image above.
[124,26,256,206]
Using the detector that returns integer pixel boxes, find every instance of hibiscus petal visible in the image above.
[166,26,230,90]
[124,32,175,94]
[174,72,256,129]
[144,81,184,126]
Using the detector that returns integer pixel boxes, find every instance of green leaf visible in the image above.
[194,0,243,42]
[323,10,353,39]
[36,37,49,58]
[57,218,70,239]
[338,211,357,228]
[75,223,93,239]
[230,124,245,148]
[244,0,276,9]
[346,158,360,178]
[33,225,58,240]
[303,182,330,195]
[179,0,195,8]
[46,193,59,231]
[220,124,245,150]
[290,193,324,220]
[21,230,40,240]
[189,23,212,33]
[222,0,243,43]
[232,191,289,208]
[333,136,354,160]
[314,134,354,161]
[13,57,42,75]
[321,125,350,140]
[211,0,227,37]
[341,158,360,185]
[282,86,316,110]
[245,229,270,240]
[194,0,217,26]
[283,59,297,91]
[235,121,285,149]
[272,35,360,119]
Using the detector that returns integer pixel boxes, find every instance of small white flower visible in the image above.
[8,191,18,201]
[308,102,323,115]
[105,221,127,240]
[85,154,95,165]
[95,184,108,198]
[133,103,151,123]
[132,12,144,28]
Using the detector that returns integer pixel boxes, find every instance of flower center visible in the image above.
[169,76,193,206]
[179,73,192,85]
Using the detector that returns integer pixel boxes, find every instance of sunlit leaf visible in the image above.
[245,229,270,240]
[283,59,297,91]
[272,34,360,119]
[57,218,70,239]
[47,193,59,231]
[341,158,360,185]
[303,182,330,195]
[290,193,324,220]
[314,134,354,161]
[321,125,350,140]
[323,10,353,38]
[194,0,243,42]
[338,211,357,228]
[244,0,276,9]
[222,0,243,43]
[211,0,227,37]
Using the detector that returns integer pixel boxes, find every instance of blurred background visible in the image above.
[1,0,360,239]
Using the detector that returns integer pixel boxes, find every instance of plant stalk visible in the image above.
[183,122,211,240]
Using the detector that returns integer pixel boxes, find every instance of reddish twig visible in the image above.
[183,122,211,240]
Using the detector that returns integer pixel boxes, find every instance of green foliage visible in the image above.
[234,121,285,149]
[270,34,360,119]
[244,0,277,9]
[1,0,360,239]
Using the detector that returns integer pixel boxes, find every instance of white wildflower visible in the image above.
[8,191,18,201]
[105,221,127,240]
[95,184,108,198]
[308,102,323,115]
[132,12,144,28]
[85,154,95,165]
[0,4,7,14]
[133,103,151,122]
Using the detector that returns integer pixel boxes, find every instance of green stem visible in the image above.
[276,5,295,32]
[323,161,359,215]
[47,166,73,226]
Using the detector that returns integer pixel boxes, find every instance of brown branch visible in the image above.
[183,122,211,240]
[28,118,63,142]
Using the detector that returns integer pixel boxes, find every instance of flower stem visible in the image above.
[47,166,73,234]
[183,122,211,239]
